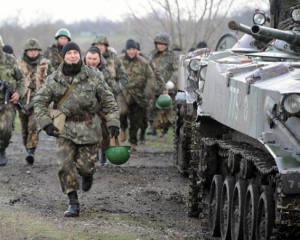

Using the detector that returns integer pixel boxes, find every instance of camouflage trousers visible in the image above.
[120,102,147,145]
[56,137,98,194]
[18,110,39,149]
[0,103,15,149]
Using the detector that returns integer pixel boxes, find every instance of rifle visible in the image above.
[0,80,28,114]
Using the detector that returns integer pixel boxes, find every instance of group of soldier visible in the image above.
[0,28,178,217]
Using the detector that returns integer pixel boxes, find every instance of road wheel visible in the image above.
[230,179,246,240]
[243,183,259,240]
[256,186,274,240]
[209,175,223,237]
[220,176,235,240]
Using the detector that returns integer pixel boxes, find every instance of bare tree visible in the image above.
[125,0,239,51]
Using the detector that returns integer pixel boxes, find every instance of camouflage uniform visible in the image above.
[0,37,25,166]
[119,53,156,146]
[148,33,178,134]
[33,62,119,194]
[18,38,54,160]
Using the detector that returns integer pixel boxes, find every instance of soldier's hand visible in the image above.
[9,92,20,104]
[108,126,120,138]
[44,123,60,137]
[165,81,175,90]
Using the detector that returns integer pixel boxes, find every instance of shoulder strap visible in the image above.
[57,83,77,109]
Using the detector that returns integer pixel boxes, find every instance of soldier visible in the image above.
[136,42,166,142]
[44,28,71,69]
[33,41,120,217]
[0,35,25,166]
[84,46,122,166]
[91,34,128,140]
[148,33,178,137]
[196,41,207,49]
[18,38,54,165]
[119,39,156,151]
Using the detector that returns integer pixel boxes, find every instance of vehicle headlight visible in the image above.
[253,12,267,25]
[291,7,300,22]
[199,65,207,81]
[282,93,300,115]
[188,59,201,72]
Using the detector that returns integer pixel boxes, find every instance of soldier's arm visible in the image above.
[95,73,120,128]
[33,81,55,129]
[150,60,165,95]
[12,57,25,97]
[168,52,179,84]
[144,62,157,99]
[114,55,128,85]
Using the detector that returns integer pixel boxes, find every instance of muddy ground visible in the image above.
[0,129,204,240]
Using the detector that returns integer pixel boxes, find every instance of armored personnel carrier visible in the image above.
[174,10,272,177]
[175,6,300,240]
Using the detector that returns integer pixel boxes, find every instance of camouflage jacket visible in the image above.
[0,50,25,103]
[102,49,128,86]
[33,62,120,144]
[18,53,54,112]
[119,54,156,107]
[139,53,165,96]
[96,55,118,94]
[43,43,63,70]
[148,48,178,94]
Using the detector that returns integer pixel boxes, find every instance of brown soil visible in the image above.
[0,131,204,240]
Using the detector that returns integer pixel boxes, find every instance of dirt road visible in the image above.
[0,131,203,240]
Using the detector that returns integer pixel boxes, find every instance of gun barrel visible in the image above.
[228,21,254,36]
[251,25,300,45]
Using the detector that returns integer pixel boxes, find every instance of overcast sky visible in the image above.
[0,0,145,26]
[0,0,269,27]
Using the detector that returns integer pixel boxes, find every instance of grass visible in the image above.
[0,207,153,240]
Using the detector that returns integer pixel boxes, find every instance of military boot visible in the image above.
[139,129,146,144]
[147,122,157,136]
[119,129,126,142]
[82,175,93,192]
[100,151,107,166]
[26,148,35,165]
[64,191,80,217]
[0,148,8,166]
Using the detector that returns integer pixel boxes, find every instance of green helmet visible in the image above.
[155,94,172,109]
[154,33,170,46]
[92,34,109,46]
[105,146,131,165]
[55,28,71,41]
[23,38,42,51]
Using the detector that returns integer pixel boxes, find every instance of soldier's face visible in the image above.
[126,48,138,58]
[26,49,39,58]
[95,43,106,54]
[85,52,101,67]
[156,43,168,52]
[58,36,69,46]
[64,50,81,64]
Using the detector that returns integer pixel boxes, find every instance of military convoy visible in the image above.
[174,6,300,240]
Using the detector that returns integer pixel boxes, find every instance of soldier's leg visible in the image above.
[75,143,98,192]
[99,120,110,166]
[0,104,15,166]
[147,100,158,136]
[128,105,143,151]
[119,113,128,142]
[139,109,148,144]
[56,138,79,217]
[23,112,39,165]
[18,110,29,147]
